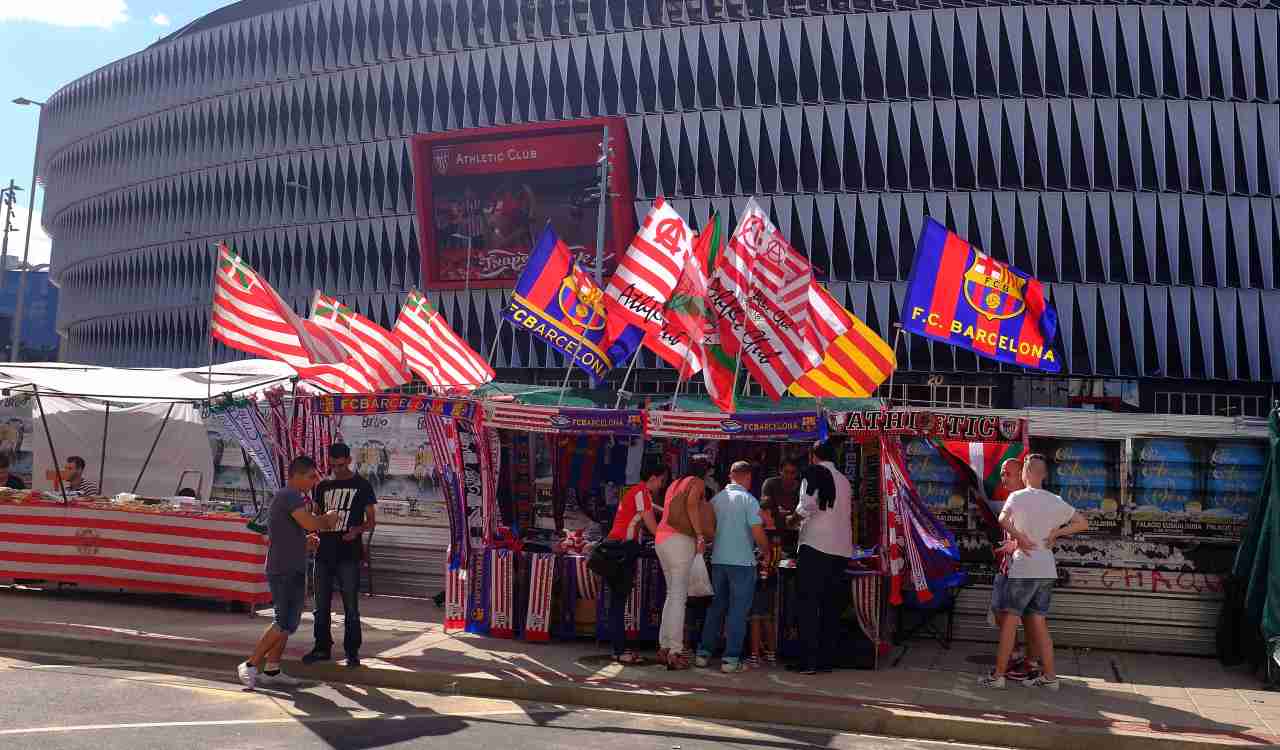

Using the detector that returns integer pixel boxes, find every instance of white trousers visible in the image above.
[655,533,698,654]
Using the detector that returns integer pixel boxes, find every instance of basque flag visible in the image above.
[902,218,1060,372]
[503,225,645,385]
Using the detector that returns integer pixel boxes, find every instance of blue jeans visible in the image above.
[697,564,757,665]
[313,558,362,656]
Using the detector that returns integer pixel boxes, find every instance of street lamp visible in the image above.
[0,183,23,290]
[12,96,45,362]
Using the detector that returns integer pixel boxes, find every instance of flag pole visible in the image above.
[593,125,611,284]
[555,354,575,406]
[613,353,639,409]
[206,243,220,404]
[884,323,905,408]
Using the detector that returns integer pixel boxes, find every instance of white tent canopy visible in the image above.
[0,360,297,403]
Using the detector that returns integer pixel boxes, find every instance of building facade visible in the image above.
[37,0,1280,411]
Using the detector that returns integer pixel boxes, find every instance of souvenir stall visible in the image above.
[0,360,299,606]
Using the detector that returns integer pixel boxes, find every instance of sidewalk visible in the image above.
[0,584,1275,750]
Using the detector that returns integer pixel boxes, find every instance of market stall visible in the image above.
[0,360,299,605]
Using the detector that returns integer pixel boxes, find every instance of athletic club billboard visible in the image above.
[410,118,634,291]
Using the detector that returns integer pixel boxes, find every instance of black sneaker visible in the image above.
[301,649,331,665]
[345,653,361,669]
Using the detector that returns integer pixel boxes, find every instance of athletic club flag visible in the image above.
[604,197,695,332]
[789,284,896,399]
[502,225,644,386]
[211,243,371,393]
[393,290,495,393]
[310,292,411,393]
[708,200,821,400]
[902,218,1060,372]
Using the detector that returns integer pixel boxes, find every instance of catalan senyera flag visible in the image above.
[604,197,695,332]
[210,243,372,393]
[394,290,494,393]
[789,283,896,399]
[903,218,1060,372]
[502,225,644,385]
[310,292,411,393]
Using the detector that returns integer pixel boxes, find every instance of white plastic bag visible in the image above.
[688,554,714,598]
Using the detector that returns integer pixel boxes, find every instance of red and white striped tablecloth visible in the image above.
[0,499,269,604]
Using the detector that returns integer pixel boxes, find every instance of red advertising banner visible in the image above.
[410,119,634,291]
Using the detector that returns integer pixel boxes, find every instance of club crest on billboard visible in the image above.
[432,147,452,175]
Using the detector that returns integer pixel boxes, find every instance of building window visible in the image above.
[1154,391,1268,418]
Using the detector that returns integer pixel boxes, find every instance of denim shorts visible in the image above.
[268,572,306,634]
[992,575,1055,617]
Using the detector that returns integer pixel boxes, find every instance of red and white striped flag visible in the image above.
[604,197,694,332]
[210,243,372,393]
[310,292,411,393]
[709,200,821,399]
[392,289,494,393]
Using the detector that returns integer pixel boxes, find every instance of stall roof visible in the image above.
[472,381,883,413]
[0,360,298,403]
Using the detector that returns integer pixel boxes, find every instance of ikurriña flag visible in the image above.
[902,218,1060,372]
[502,225,644,385]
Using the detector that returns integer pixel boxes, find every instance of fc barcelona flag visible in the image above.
[503,225,645,385]
[902,218,1060,372]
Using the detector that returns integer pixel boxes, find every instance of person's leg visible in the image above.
[993,612,1020,675]
[656,537,695,655]
[795,545,823,671]
[721,565,755,665]
[265,573,305,672]
[749,617,762,660]
[246,625,282,671]
[764,615,777,660]
[310,560,336,655]
[816,551,848,670]
[337,558,362,659]
[1025,614,1056,678]
[609,580,630,657]
[698,565,732,659]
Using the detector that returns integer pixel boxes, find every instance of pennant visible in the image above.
[503,225,645,385]
[902,218,1060,371]
[790,283,897,398]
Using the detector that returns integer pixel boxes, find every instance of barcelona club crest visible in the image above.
[963,253,1028,322]
[557,268,608,333]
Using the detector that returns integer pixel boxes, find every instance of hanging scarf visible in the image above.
[575,555,600,600]
[488,548,515,639]
[445,565,468,631]
[852,574,882,648]
[880,437,964,605]
[466,547,491,635]
[624,559,645,640]
[524,552,556,642]
[423,414,468,569]
[478,426,501,546]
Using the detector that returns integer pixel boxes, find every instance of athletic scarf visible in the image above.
[478,425,501,546]
[524,552,556,642]
[488,548,515,639]
[852,574,882,648]
[445,566,468,631]
[880,437,964,605]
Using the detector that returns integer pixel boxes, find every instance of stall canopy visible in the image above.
[1231,409,1280,652]
[0,360,297,403]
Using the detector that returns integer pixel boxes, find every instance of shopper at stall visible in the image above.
[237,456,340,690]
[0,455,26,490]
[980,454,1089,691]
[787,439,854,676]
[303,443,377,669]
[989,457,1042,682]
[696,461,771,673]
[602,461,668,665]
[654,460,712,670]
[62,456,99,496]
[761,457,801,551]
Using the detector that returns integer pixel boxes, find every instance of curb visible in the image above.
[0,629,1266,750]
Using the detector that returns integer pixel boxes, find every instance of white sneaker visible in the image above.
[236,662,257,690]
[694,655,710,668]
[260,670,300,687]
[1023,674,1061,691]
[977,672,1006,689]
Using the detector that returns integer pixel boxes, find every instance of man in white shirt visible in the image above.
[785,439,853,676]
[980,454,1088,691]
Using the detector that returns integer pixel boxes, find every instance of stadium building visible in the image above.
[36,0,1280,414]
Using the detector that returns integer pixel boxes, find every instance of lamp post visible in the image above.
[0,182,22,291]
[11,97,45,362]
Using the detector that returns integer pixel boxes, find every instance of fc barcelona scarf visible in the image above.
[445,566,468,631]
[466,547,492,635]
[524,552,556,642]
[488,548,515,639]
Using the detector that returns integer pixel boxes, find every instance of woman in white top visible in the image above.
[786,439,853,675]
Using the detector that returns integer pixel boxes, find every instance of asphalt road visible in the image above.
[0,651,1000,750]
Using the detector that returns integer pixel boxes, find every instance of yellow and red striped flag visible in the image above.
[789,283,896,399]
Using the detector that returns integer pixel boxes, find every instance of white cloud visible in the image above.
[2,204,53,269]
[149,12,170,26]
[0,1,130,29]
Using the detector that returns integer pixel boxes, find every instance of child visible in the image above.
[748,518,779,667]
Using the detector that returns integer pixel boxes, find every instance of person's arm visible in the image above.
[998,505,1037,551]
[291,506,340,532]
[751,524,771,568]
[1048,512,1089,546]
[641,508,659,536]
[794,478,819,519]
[687,481,708,551]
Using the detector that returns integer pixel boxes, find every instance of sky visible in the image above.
[0,1,234,267]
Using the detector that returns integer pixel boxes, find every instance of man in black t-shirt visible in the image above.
[302,443,377,668]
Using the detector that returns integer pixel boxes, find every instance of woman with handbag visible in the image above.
[654,461,715,670]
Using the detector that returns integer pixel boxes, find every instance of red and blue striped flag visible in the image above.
[503,225,645,385]
[902,218,1060,372]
